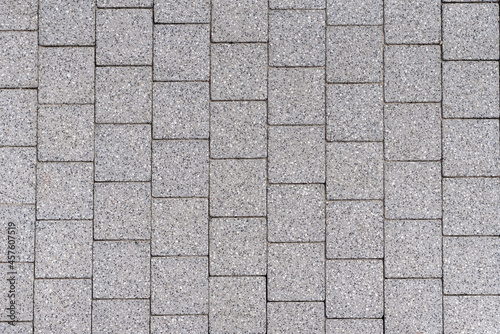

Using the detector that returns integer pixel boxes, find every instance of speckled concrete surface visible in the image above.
[1,1,499,333]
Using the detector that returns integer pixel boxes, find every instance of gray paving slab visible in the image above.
[154,0,209,23]
[0,147,36,204]
[0,32,37,88]
[0,0,37,30]
[271,0,324,9]
[327,0,383,25]
[151,316,208,334]
[268,302,324,334]
[92,299,150,334]
[444,296,500,334]
[98,0,152,7]
[0,322,33,334]
[0,89,37,146]
[326,319,383,334]
[0,205,34,262]
[0,263,33,321]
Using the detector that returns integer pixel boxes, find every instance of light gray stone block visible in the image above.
[0,263,33,321]
[0,32,37,88]
[271,0,324,9]
[0,322,33,334]
[154,0,208,23]
[98,0,152,7]
[327,0,383,25]
[268,302,324,334]
[151,316,208,334]
[0,89,36,146]
[327,319,383,334]
[0,147,35,204]
[444,296,500,334]
[0,0,37,30]
[92,299,149,334]
[0,205,34,262]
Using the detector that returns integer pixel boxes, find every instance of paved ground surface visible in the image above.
[1,0,499,333]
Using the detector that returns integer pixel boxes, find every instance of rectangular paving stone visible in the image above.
[271,0,324,9]
[269,68,325,125]
[385,220,442,278]
[0,205,34,262]
[212,0,267,42]
[152,198,208,256]
[326,142,383,200]
[268,184,325,242]
[268,243,325,301]
[443,3,499,60]
[153,82,209,139]
[444,237,500,294]
[327,200,383,259]
[384,103,441,161]
[98,0,152,7]
[326,260,383,318]
[151,316,208,334]
[0,263,33,321]
[444,296,500,334]
[384,0,441,44]
[38,105,94,162]
[270,10,325,67]
[94,182,151,240]
[268,302,324,334]
[384,45,441,102]
[385,279,443,334]
[0,147,35,204]
[154,0,209,23]
[34,279,90,333]
[97,9,152,65]
[211,43,267,100]
[92,299,149,334]
[210,159,266,217]
[0,322,33,334]
[327,319,383,334]
[39,47,94,104]
[443,178,500,235]
[209,277,266,333]
[39,0,95,46]
[210,101,267,158]
[35,220,92,278]
[0,32,37,88]
[443,119,500,177]
[95,124,151,182]
[0,0,37,30]
[154,24,209,81]
[152,140,208,197]
[96,66,152,123]
[327,0,382,25]
[93,241,150,299]
[385,162,442,219]
[268,126,325,183]
[327,84,383,141]
[0,89,36,146]
[327,26,383,83]
[152,257,208,315]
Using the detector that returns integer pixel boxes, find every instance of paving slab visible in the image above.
[0,0,37,30]
[444,296,500,334]
[92,299,150,334]
[0,263,33,321]
[0,147,36,204]
[0,32,37,88]
[327,0,383,25]
[268,302,324,334]
[151,316,208,334]
[0,205,34,262]
[0,89,37,146]
[154,0,209,23]
[326,319,383,334]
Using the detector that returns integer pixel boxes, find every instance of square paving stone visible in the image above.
[326,142,383,200]
[34,279,90,333]
[443,4,499,60]
[93,241,150,298]
[385,162,442,219]
[384,103,441,161]
[0,0,37,30]
[0,89,36,146]
[39,47,94,104]
[327,0,383,25]
[95,124,151,182]
[152,257,208,315]
[271,0,324,9]
[154,24,209,81]
[210,159,266,217]
[268,243,325,301]
[269,10,325,67]
[38,105,94,162]
[152,198,208,256]
[39,0,95,46]
[443,61,499,118]
[327,319,383,334]
[443,119,500,177]
[35,220,92,278]
[211,43,267,100]
[154,0,209,23]
[269,68,325,125]
[96,67,152,123]
[326,260,383,318]
[444,237,500,294]
[384,45,441,102]
[385,279,442,334]
[97,9,152,65]
[0,263,33,321]
[444,178,500,235]
[209,277,266,333]
[327,201,383,259]
[210,101,267,158]
[153,82,209,139]
[151,316,208,334]
[269,126,325,183]
[327,26,383,83]
[93,299,149,334]
[385,220,442,278]
[0,205,34,262]
[0,322,33,334]
[444,296,500,334]
[268,184,325,242]
[212,0,267,42]
[152,140,208,197]
[268,302,324,334]
[210,218,266,276]
[0,32,37,88]
[94,182,151,240]
[0,147,35,204]
[385,0,441,44]
[98,0,152,7]
[327,84,383,141]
